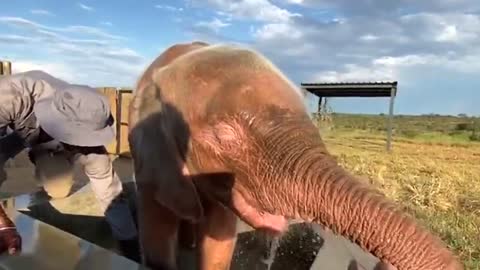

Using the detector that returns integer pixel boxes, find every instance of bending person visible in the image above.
[0,70,140,262]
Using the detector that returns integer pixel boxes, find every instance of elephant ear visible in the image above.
[129,83,204,223]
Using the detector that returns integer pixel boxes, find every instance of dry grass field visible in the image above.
[320,124,480,269]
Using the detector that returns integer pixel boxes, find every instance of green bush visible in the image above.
[401,129,419,138]
[455,123,473,131]
[469,133,480,142]
[448,130,464,136]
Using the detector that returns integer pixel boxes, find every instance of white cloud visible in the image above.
[0,34,35,44]
[254,23,303,41]
[0,17,125,40]
[373,55,438,67]
[11,61,77,82]
[312,52,480,85]
[312,54,443,83]
[191,0,301,22]
[194,18,230,33]
[0,17,146,87]
[155,5,184,12]
[63,25,125,40]
[400,13,480,44]
[30,9,54,16]
[313,63,396,83]
[100,21,113,27]
[0,17,40,29]
[292,0,480,16]
[360,34,379,41]
[286,0,304,4]
[246,7,480,83]
[77,3,94,12]
[216,11,233,21]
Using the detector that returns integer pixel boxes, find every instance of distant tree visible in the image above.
[455,123,472,131]
[471,118,480,141]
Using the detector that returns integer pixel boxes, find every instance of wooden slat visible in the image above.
[96,87,119,155]
[103,87,119,155]
[119,90,133,125]
[118,124,131,158]
[118,89,133,157]
[95,87,134,157]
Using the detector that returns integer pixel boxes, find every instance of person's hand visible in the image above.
[0,226,21,255]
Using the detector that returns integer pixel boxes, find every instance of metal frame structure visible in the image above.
[301,81,398,152]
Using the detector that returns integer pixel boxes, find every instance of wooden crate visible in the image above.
[96,87,134,158]
[96,87,119,155]
[104,87,119,155]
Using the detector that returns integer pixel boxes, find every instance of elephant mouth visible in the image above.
[230,188,289,235]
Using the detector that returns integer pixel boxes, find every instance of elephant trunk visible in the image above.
[225,110,462,269]
[274,151,462,270]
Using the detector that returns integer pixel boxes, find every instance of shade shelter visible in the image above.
[301,81,398,152]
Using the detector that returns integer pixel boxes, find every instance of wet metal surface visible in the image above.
[231,222,380,270]
[0,196,146,270]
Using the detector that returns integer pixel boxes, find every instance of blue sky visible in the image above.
[1,0,479,116]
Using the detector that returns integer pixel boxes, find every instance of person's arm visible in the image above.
[0,132,26,161]
[0,131,22,256]
[72,146,137,241]
[72,146,123,212]
[0,76,40,155]
[0,92,26,160]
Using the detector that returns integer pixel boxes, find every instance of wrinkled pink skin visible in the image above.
[128,42,463,270]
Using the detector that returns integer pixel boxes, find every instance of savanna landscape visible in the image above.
[316,112,480,269]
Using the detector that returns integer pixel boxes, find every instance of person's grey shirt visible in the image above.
[0,70,70,153]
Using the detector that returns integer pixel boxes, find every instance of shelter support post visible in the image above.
[386,86,396,152]
[317,96,323,116]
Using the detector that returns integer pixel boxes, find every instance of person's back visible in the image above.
[0,70,69,101]
[0,70,72,145]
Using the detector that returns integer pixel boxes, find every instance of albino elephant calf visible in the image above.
[128,41,463,270]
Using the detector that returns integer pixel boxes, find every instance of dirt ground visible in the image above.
[2,150,134,199]
[1,150,136,247]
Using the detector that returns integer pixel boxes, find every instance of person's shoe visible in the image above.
[117,238,142,264]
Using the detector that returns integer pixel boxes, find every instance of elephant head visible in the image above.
[198,105,463,269]
[128,41,463,270]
